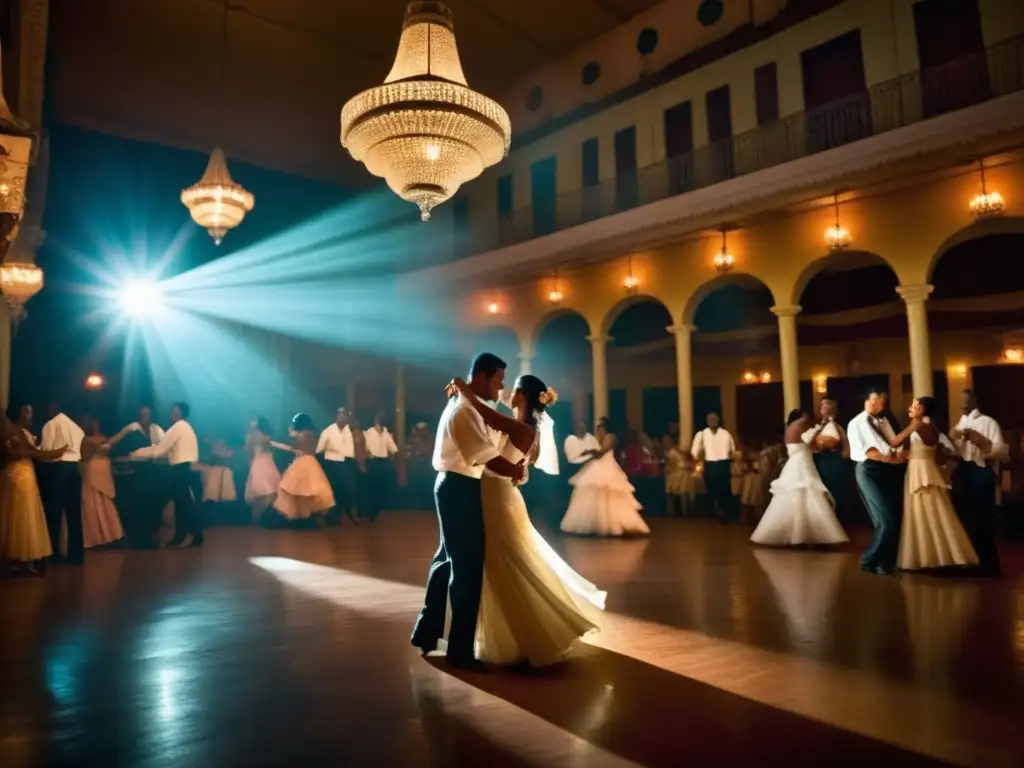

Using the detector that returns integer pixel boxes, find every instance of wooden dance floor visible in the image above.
[1,514,1020,767]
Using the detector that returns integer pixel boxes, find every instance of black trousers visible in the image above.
[38,462,83,563]
[323,459,358,516]
[856,461,903,572]
[952,460,1001,575]
[170,463,202,543]
[411,472,484,662]
[364,459,394,521]
[704,459,738,521]
[814,450,852,524]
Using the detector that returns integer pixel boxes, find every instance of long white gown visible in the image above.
[560,451,650,536]
[750,442,849,546]
[476,436,606,667]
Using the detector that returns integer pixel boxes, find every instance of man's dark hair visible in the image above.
[174,401,191,419]
[963,388,976,399]
[469,352,507,379]
[864,386,885,399]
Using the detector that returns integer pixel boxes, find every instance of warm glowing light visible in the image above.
[84,373,104,390]
[486,302,499,314]
[623,274,640,293]
[970,191,1005,219]
[547,288,563,305]
[742,370,756,383]
[0,260,43,322]
[1003,347,1023,363]
[714,249,734,272]
[949,363,967,378]
[825,224,851,251]
[760,371,772,383]
[813,374,828,393]
[181,147,254,244]
[120,279,166,318]
[340,2,511,221]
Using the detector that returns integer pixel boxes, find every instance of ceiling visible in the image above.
[49,0,665,187]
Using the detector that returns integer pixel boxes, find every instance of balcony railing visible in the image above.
[447,34,1024,262]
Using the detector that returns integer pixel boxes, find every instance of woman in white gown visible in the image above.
[449,375,606,668]
[751,409,849,546]
[560,418,650,537]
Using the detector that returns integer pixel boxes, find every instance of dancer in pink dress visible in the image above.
[273,414,335,525]
[80,419,125,548]
[244,417,281,522]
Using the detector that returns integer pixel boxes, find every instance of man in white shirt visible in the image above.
[317,408,363,524]
[131,402,202,548]
[38,403,86,564]
[564,421,600,465]
[363,410,400,521]
[847,387,906,575]
[803,396,852,522]
[950,389,1007,577]
[411,352,525,670]
[690,412,738,523]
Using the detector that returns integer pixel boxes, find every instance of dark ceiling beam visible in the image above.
[459,0,559,57]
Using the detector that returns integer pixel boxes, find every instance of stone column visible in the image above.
[897,284,934,397]
[667,324,695,445]
[395,362,406,446]
[587,335,611,422]
[771,305,802,416]
[517,352,534,377]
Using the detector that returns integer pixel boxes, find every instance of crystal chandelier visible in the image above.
[340,2,511,221]
[547,270,563,305]
[969,158,1004,220]
[0,260,43,325]
[180,2,253,244]
[824,193,851,251]
[181,147,254,244]
[623,255,639,293]
[714,228,734,273]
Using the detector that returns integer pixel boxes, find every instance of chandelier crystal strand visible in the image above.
[340,2,510,221]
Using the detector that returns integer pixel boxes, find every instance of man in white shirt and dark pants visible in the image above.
[564,421,600,466]
[847,387,906,575]
[690,412,738,523]
[411,353,525,670]
[364,410,400,521]
[130,402,201,548]
[317,408,363,524]
[951,389,1006,577]
[38,403,86,564]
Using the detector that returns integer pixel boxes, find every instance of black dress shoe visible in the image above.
[411,635,439,654]
[861,564,893,575]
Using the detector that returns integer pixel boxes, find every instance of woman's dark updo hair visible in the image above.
[514,374,548,427]
[292,413,314,432]
[786,408,805,426]
[916,396,936,417]
[596,417,612,434]
[255,416,271,435]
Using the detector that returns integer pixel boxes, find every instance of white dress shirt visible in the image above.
[39,413,85,462]
[564,433,600,464]
[691,427,735,462]
[129,421,166,445]
[847,411,895,463]
[364,426,399,459]
[132,419,199,465]
[317,423,355,462]
[953,409,1008,467]
[432,397,501,479]
[802,419,843,444]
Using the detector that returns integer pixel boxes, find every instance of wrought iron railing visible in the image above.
[444,34,1024,262]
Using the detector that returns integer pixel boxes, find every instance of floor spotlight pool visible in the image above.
[119,279,165,317]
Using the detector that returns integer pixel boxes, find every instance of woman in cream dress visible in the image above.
[874,396,978,571]
[80,419,125,548]
[449,375,605,668]
[272,414,335,524]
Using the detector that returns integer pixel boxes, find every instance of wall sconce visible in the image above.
[714,227,734,273]
[969,158,1005,220]
[824,193,851,251]
[742,370,756,383]
[84,373,105,390]
[1003,347,1022,364]
[759,371,772,383]
[813,374,828,393]
[948,363,967,378]
[623,254,639,294]
[547,269,563,305]
[486,302,500,315]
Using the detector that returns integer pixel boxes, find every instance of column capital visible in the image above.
[896,284,934,305]
[666,323,697,335]
[586,334,613,345]
[517,351,535,361]
[770,305,802,318]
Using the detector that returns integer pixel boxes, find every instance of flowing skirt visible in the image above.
[560,455,649,537]
[245,450,281,503]
[898,455,978,570]
[0,459,53,562]
[751,446,848,546]
[201,465,237,502]
[477,473,605,667]
[274,454,335,520]
[81,458,124,548]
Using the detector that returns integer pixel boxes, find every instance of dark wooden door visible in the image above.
[705,84,734,181]
[614,125,639,211]
[800,30,871,153]
[663,100,694,195]
[531,155,557,237]
[913,0,990,117]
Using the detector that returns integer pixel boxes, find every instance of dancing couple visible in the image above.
[411,353,605,671]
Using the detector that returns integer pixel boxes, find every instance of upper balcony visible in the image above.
[416,34,1024,282]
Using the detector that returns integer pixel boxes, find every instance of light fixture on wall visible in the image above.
[824,193,851,251]
[969,158,1005,220]
[713,227,734,273]
[340,2,511,221]
[759,371,772,383]
[486,301,500,315]
[948,363,967,379]
[742,370,756,383]
[623,255,640,294]
[813,373,828,394]
[1002,346,1023,364]
[547,269,563,305]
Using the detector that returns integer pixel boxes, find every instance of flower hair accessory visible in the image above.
[538,387,559,406]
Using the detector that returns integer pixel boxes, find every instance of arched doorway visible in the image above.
[534,310,590,438]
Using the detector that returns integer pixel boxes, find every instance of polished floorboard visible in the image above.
[1,514,1021,767]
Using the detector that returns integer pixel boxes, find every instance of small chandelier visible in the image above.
[714,228,734,273]
[181,147,254,245]
[547,270,563,305]
[969,159,1004,220]
[341,2,511,221]
[624,255,639,294]
[824,193,851,251]
[0,259,43,327]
